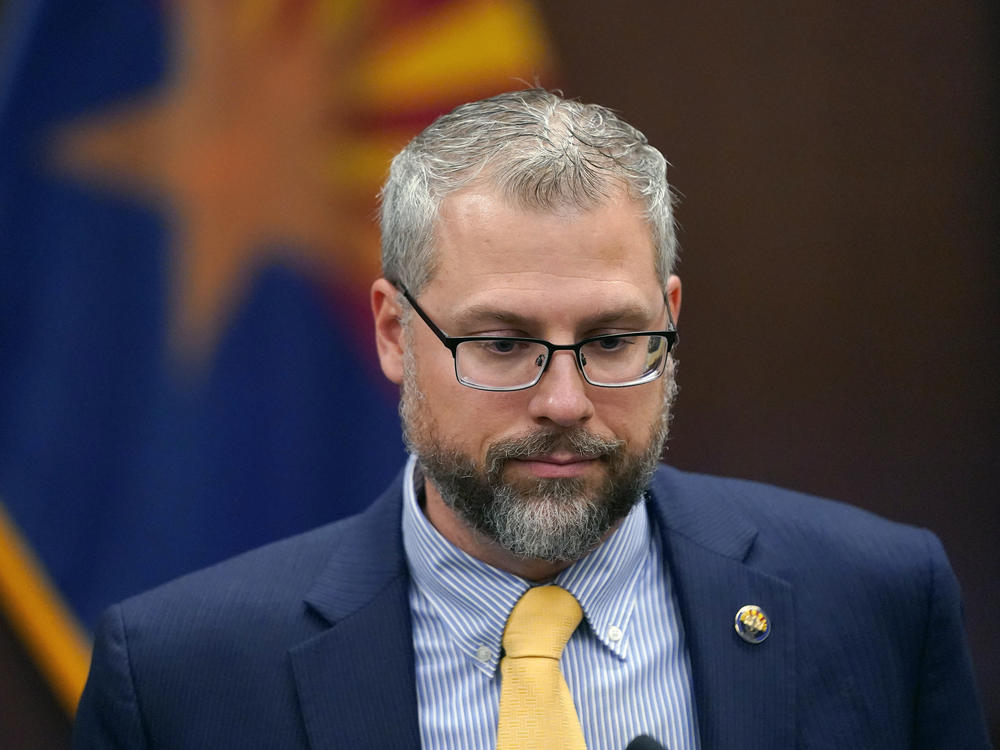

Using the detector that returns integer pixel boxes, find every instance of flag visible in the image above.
[0,0,555,717]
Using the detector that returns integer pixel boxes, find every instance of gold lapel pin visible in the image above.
[734,604,770,644]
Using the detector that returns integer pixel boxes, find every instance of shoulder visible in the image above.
[651,462,932,540]
[119,518,345,623]
[112,467,407,646]
[74,471,411,747]
[648,463,946,585]
[646,466,990,746]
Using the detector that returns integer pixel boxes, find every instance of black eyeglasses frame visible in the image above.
[394,282,678,392]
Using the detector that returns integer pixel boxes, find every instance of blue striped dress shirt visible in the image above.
[401,455,701,750]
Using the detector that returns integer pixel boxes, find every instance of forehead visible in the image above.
[426,189,660,311]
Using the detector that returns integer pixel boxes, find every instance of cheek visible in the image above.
[410,362,513,443]
[406,334,463,405]
[596,385,666,442]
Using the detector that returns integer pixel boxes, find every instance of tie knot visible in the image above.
[502,586,583,660]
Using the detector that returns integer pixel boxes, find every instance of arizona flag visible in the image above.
[0,0,554,721]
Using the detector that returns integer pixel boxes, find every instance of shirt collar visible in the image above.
[401,454,652,676]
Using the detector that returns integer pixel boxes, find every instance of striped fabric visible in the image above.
[401,455,701,750]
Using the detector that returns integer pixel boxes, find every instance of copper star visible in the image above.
[51,0,382,366]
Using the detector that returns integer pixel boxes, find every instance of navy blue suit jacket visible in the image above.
[73,465,990,748]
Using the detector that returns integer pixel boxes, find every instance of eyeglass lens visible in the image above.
[455,334,668,390]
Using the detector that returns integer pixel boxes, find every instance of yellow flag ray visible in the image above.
[0,502,90,716]
[355,0,553,110]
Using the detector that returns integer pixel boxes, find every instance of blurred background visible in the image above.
[0,0,996,746]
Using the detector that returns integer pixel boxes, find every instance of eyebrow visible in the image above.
[449,300,659,333]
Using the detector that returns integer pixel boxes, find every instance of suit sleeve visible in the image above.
[913,530,992,750]
[73,605,149,750]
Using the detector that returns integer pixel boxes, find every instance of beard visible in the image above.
[400,349,677,563]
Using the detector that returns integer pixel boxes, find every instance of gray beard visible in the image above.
[401,355,677,563]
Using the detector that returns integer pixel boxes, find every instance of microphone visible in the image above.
[625,736,668,750]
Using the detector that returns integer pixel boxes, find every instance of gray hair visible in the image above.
[379,89,678,294]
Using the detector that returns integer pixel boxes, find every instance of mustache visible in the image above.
[484,429,626,478]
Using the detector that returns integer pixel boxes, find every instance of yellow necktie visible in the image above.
[496,585,587,750]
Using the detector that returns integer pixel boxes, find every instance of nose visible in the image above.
[526,350,594,427]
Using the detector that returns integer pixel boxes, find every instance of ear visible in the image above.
[665,274,682,325]
[371,277,405,385]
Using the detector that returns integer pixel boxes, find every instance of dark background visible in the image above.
[2,0,996,745]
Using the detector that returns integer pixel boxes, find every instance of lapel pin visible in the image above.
[734,604,770,644]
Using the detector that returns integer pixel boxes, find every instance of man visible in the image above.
[74,90,990,749]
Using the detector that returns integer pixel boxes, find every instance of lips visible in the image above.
[510,453,601,479]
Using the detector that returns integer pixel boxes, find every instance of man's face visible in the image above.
[376,188,680,564]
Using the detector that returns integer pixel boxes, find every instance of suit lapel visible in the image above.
[290,575,420,748]
[289,475,422,748]
[649,468,796,750]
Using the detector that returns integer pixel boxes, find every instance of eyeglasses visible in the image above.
[396,283,677,392]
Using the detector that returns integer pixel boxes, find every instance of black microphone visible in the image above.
[625,736,668,750]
